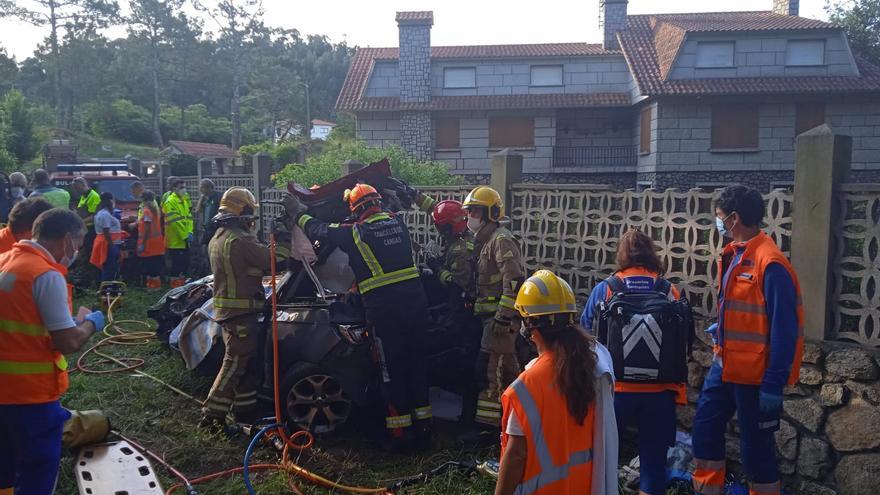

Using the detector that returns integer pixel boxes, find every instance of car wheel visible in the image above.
[281,363,353,434]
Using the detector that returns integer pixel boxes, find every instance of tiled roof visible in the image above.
[345,93,631,112]
[167,140,236,159]
[619,11,880,96]
[336,43,618,111]
[311,119,336,126]
[395,11,433,25]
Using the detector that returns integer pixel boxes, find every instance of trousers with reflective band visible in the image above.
[0,243,71,404]
[717,231,803,385]
[501,352,594,495]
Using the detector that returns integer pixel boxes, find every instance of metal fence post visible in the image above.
[791,124,852,341]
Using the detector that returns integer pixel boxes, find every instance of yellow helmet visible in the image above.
[514,270,577,318]
[215,187,259,220]
[463,186,503,222]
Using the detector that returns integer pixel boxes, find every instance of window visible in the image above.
[639,106,652,154]
[696,42,735,68]
[489,117,534,148]
[786,40,825,66]
[530,65,563,86]
[435,118,460,149]
[796,102,826,135]
[711,104,759,150]
[443,67,476,88]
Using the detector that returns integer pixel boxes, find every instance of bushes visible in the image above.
[274,140,460,187]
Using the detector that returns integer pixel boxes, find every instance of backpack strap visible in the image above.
[653,277,672,296]
[605,275,627,294]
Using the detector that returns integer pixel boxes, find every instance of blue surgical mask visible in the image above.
[716,214,733,238]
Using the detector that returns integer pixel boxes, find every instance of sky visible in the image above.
[0,0,830,61]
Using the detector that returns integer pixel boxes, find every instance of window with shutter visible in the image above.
[435,118,460,149]
[489,117,534,148]
[696,42,735,68]
[711,104,759,150]
[640,107,652,154]
[443,67,476,88]
[796,102,826,135]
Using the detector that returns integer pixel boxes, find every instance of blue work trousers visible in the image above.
[615,390,677,495]
[101,243,121,282]
[692,362,780,489]
[0,401,70,494]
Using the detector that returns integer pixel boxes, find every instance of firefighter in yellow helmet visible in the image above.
[461,185,525,439]
[200,187,292,431]
[285,183,433,452]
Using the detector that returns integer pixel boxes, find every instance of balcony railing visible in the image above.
[552,146,638,168]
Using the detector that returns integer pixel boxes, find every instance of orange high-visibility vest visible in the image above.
[0,226,15,254]
[0,242,71,404]
[501,353,594,495]
[718,231,804,386]
[137,208,165,257]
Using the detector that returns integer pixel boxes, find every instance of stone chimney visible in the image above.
[599,0,628,50]
[396,11,433,103]
[773,0,799,16]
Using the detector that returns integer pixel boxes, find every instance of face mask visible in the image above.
[60,236,79,267]
[10,187,24,198]
[466,216,483,234]
[177,187,187,195]
[716,214,733,238]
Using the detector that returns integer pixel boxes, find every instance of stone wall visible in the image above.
[397,23,431,103]
[355,112,401,147]
[682,330,880,495]
[365,61,400,98]
[400,111,433,161]
[773,0,800,16]
[600,0,628,50]
[640,171,795,192]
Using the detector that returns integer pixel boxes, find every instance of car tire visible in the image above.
[280,363,353,434]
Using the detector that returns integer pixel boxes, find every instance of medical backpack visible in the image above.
[594,276,694,384]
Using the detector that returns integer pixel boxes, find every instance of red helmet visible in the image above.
[432,200,468,235]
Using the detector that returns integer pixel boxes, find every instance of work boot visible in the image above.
[197,416,233,438]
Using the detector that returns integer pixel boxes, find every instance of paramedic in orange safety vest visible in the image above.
[0,209,105,495]
[691,185,803,495]
[0,197,54,254]
[498,270,617,495]
[580,229,685,495]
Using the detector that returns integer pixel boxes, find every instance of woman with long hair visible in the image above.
[496,270,617,495]
[93,192,123,282]
[137,190,165,290]
[580,229,686,495]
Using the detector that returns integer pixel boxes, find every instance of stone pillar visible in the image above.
[490,149,523,217]
[158,162,169,195]
[396,11,433,160]
[342,159,365,176]
[791,124,851,341]
[773,0,799,16]
[252,152,272,236]
[599,0,628,50]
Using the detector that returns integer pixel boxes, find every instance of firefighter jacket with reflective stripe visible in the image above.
[298,211,422,308]
[137,207,165,257]
[209,225,284,322]
[718,231,804,386]
[501,352,595,495]
[441,235,474,289]
[473,222,524,319]
[0,242,71,404]
[163,192,193,249]
[0,226,15,254]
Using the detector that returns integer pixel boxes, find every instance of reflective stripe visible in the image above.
[297,214,313,230]
[418,196,435,211]
[440,270,453,284]
[725,300,766,315]
[352,227,383,277]
[499,295,516,310]
[477,400,502,410]
[385,414,412,429]
[466,241,475,250]
[511,379,593,495]
[530,277,550,296]
[0,319,47,337]
[365,213,391,223]
[413,406,432,420]
[358,266,420,293]
[165,217,184,225]
[214,297,261,309]
[476,409,502,419]
[222,231,240,299]
[724,329,768,344]
[521,303,576,314]
[749,481,781,494]
[0,360,54,374]
[474,297,499,314]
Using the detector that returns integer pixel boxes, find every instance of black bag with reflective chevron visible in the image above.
[594,276,694,384]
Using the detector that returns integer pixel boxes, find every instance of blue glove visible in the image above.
[706,322,719,346]
[759,390,783,413]
[85,311,106,333]
[187,232,194,244]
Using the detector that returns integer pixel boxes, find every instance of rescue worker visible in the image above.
[92,193,124,282]
[72,177,101,285]
[29,169,71,210]
[161,176,179,205]
[8,172,28,207]
[287,184,433,452]
[497,270,616,495]
[461,186,525,432]
[163,178,193,288]
[195,179,221,275]
[138,191,165,290]
[692,185,803,495]
[202,187,290,429]
[580,229,686,495]
[0,198,54,254]
[0,208,105,495]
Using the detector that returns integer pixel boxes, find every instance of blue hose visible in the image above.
[243,422,282,495]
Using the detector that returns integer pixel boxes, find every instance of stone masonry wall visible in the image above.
[682,327,880,495]
[600,0,628,50]
[774,0,799,16]
[400,111,433,161]
[356,112,401,147]
[398,24,431,103]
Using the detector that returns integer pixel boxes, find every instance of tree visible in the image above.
[0,48,17,95]
[828,0,880,64]
[127,0,188,148]
[1,0,118,128]
[0,90,39,162]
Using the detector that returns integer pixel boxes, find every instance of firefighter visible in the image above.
[163,178,193,288]
[200,187,291,430]
[461,186,525,435]
[286,184,432,452]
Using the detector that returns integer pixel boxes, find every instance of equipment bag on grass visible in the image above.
[594,276,694,384]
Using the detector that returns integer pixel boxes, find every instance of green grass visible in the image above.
[56,287,497,495]
[52,129,163,161]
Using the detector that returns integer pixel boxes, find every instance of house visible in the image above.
[311,119,337,140]
[163,140,239,175]
[336,2,880,190]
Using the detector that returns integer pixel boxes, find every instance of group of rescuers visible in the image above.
[0,175,802,495]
